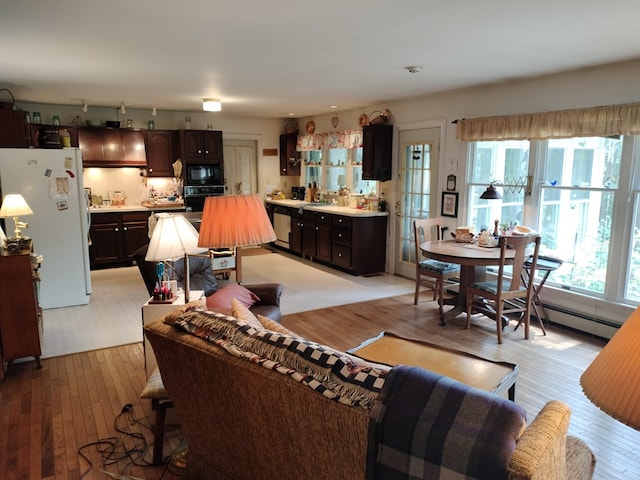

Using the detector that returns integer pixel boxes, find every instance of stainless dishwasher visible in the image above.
[273,206,291,249]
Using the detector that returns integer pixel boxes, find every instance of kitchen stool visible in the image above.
[516,255,563,335]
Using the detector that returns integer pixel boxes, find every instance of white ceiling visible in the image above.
[2,1,640,119]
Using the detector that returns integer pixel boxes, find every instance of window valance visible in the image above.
[296,129,363,151]
[456,103,640,142]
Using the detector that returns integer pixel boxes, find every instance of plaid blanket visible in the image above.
[366,365,526,480]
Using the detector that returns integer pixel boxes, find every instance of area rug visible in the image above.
[38,251,415,359]
[240,251,415,315]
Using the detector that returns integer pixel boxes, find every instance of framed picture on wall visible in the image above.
[441,192,459,218]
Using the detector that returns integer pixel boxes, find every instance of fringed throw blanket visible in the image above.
[366,366,526,480]
[167,306,390,409]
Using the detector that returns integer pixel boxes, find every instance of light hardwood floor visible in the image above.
[1,287,638,478]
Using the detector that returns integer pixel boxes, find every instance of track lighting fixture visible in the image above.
[120,102,126,114]
[152,107,157,116]
[82,102,88,113]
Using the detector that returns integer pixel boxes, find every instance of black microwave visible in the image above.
[185,164,222,185]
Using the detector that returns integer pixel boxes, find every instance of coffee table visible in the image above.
[348,332,518,401]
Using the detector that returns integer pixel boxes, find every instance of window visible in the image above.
[467,136,625,298]
[302,147,377,196]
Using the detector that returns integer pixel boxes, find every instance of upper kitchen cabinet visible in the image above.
[176,130,223,165]
[145,130,175,177]
[0,109,29,147]
[28,125,78,148]
[362,124,392,181]
[78,127,147,167]
[279,131,300,176]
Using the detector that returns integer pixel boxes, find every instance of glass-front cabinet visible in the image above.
[302,147,377,196]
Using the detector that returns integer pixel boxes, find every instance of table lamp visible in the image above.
[0,193,34,252]
[198,194,277,281]
[581,305,640,430]
[145,213,206,302]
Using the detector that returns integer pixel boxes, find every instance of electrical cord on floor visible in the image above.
[78,403,170,479]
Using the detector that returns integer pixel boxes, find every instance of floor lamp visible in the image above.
[145,213,205,302]
[197,194,277,282]
[581,305,640,430]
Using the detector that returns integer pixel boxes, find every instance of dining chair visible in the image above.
[465,233,541,344]
[413,218,460,316]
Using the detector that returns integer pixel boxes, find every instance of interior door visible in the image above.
[223,140,258,195]
[394,127,441,279]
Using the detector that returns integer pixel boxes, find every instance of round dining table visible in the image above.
[420,239,516,323]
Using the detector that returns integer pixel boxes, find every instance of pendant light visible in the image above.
[480,181,502,200]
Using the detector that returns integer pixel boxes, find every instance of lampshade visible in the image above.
[0,194,34,239]
[146,213,205,262]
[480,182,502,200]
[0,194,34,218]
[198,194,276,249]
[203,98,222,112]
[581,305,640,430]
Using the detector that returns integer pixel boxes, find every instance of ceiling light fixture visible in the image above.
[82,101,88,113]
[120,102,126,114]
[406,65,423,74]
[202,98,222,112]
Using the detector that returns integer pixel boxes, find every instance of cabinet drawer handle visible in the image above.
[115,227,119,232]
[198,149,202,154]
[338,233,342,238]
[123,227,127,231]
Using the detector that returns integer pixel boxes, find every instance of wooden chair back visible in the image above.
[413,218,446,263]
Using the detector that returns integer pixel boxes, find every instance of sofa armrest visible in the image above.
[245,283,283,306]
[508,400,571,480]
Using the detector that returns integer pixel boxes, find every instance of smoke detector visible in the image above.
[406,65,423,74]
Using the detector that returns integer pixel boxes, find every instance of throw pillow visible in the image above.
[231,297,264,330]
[140,367,168,399]
[206,284,260,310]
[257,314,297,336]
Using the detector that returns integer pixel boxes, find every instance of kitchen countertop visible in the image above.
[266,198,388,217]
[90,204,186,213]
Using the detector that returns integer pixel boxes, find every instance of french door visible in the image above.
[394,127,441,279]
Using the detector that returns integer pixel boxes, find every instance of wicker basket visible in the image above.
[0,88,15,110]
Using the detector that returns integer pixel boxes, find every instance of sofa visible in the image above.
[144,307,595,480]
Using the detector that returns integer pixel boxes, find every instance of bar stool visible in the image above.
[516,255,563,335]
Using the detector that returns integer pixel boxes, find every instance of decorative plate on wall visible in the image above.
[305,121,316,134]
[358,113,369,127]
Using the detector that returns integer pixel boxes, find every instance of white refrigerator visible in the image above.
[0,148,91,308]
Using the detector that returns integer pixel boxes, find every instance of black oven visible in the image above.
[185,164,222,186]
[184,185,225,212]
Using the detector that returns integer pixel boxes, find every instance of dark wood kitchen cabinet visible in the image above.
[176,129,223,165]
[28,124,78,148]
[0,109,29,147]
[145,130,175,177]
[289,207,303,254]
[271,203,388,276]
[331,214,387,275]
[362,124,393,181]
[302,209,331,262]
[89,211,150,268]
[0,249,42,378]
[279,131,300,176]
[78,127,147,167]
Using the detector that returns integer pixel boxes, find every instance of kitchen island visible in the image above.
[265,199,388,276]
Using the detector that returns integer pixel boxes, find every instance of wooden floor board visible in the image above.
[0,291,639,478]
